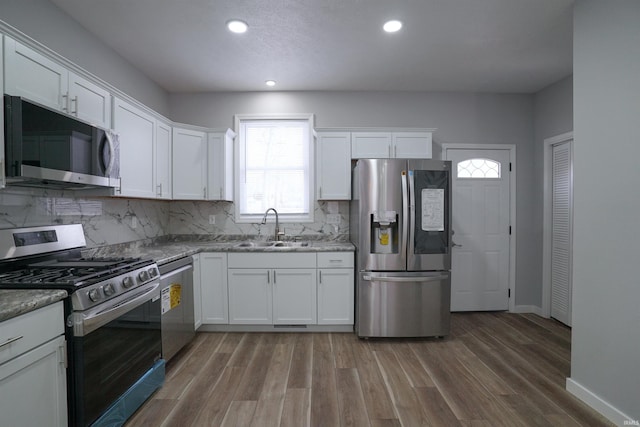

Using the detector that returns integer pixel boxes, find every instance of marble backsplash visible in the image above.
[168,200,350,241]
[0,188,169,247]
[0,187,350,247]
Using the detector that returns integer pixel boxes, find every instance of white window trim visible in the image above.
[233,113,315,223]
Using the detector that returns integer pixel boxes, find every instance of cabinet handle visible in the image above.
[319,187,322,198]
[61,94,68,112]
[203,187,207,199]
[394,145,397,157]
[59,342,68,369]
[156,183,162,196]
[273,270,277,284]
[388,145,391,158]
[71,96,78,114]
[319,270,322,283]
[219,187,223,199]
[267,271,270,284]
[0,335,23,349]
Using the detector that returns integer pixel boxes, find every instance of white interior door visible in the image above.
[550,140,573,326]
[445,148,511,311]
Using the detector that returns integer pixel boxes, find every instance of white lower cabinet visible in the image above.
[317,252,354,325]
[272,269,316,324]
[197,251,354,328]
[317,269,354,325]
[199,253,229,324]
[0,302,67,427]
[227,252,319,326]
[228,268,272,324]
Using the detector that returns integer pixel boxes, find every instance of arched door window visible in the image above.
[456,158,501,178]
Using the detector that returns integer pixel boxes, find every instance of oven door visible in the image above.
[68,281,162,427]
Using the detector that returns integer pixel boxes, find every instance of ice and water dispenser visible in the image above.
[370,211,399,254]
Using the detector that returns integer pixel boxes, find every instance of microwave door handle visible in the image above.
[401,171,409,263]
[103,131,116,175]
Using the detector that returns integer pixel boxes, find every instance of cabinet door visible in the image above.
[200,253,229,324]
[393,132,432,159]
[113,98,156,198]
[318,268,355,325]
[155,121,172,199]
[0,335,67,427]
[68,72,112,128]
[207,130,234,201]
[172,128,207,200]
[351,132,392,159]
[192,255,202,329]
[228,269,272,324]
[316,132,351,200]
[272,269,316,324]
[4,37,68,112]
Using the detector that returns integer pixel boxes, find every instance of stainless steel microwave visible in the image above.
[3,95,120,189]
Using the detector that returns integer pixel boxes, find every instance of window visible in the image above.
[457,158,501,178]
[234,114,314,223]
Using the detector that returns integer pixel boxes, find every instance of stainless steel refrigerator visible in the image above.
[350,158,452,338]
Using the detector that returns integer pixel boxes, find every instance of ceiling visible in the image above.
[49,0,574,94]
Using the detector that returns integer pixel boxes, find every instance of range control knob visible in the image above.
[138,270,150,283]
[148,268,158,278]
[88,288,102,302]
[122,276,134,288]
[103,283,116,296]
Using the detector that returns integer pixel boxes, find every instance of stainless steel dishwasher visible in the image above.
[160,256,195,361]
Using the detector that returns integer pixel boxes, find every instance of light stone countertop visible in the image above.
[0,237,353,322]
[0,289,68,323]
[83,238,355,266]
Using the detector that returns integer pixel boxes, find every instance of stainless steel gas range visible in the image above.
[0,224,164,427]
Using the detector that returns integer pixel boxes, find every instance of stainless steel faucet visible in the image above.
[261,208,283,241]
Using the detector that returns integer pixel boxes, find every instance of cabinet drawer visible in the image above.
[228,252,316,269]
[317,252,354,269]
[0,302,64,365]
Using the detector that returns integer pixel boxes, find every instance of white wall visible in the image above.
[0,0,170,115]
[570,1,640,422]
[170,90,539,307]
[532,76,574,307]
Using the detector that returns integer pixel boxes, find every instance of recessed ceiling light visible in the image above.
[265,80,276,87]
[383,20,403,33]
[227,20,248,34]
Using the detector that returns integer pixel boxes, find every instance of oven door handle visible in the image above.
[69,281,160,337]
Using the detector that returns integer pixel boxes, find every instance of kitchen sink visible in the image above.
[235,241,275,247]
[234,241,311,248]
[272,241,310,247]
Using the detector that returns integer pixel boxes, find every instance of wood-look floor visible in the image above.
[126,313,613,427]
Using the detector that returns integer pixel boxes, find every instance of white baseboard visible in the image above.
[566,378,637,426]
[511,305,543,315]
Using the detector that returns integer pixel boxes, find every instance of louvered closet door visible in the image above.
[551,140,573,326]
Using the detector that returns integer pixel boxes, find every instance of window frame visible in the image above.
[233,113,315,223]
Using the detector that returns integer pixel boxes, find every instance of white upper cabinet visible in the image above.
[316,131,351,200]
[351,132,392,158]
[4,37,68,112]
[172,127,207,200]
[113,97,156,198]
[155,120,172,199]
[68,72,112,128]
[207,129,234,201]
[4,37,111,129]
[393,132,433,158]
[351,131,432,159]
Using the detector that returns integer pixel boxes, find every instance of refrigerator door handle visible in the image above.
[401,171,409,263]
[362,274,449,282]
